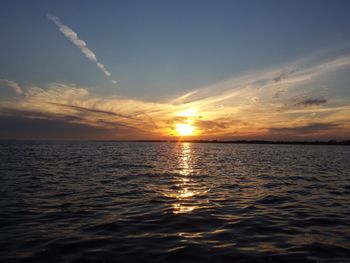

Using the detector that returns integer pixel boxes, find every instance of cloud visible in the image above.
[195,119,237,133]
[0,79,23,95]
[169,53,350,106]
[47,14,116,84]
[0,83,172,137]
[268,123,340,135]
[294,98,328,107]
[273,69,297,83]
[170,90,199,105]
[0,106,155,140]
[48,102,137,120]
[1,49,350,140]
[0,80,348,140]
[0,114,119,140]
[272,86,287,99]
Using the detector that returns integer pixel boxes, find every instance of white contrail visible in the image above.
[47,13,116,83]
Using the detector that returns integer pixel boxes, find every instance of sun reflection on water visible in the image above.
[168,143,208,214]
[178,142,192,175]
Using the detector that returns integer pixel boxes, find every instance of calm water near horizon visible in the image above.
[1,141,350,262]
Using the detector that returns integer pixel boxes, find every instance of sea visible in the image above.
[1,141,350,262]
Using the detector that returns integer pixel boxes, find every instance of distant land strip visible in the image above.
[89,140,350,145]
[1,139,349,145]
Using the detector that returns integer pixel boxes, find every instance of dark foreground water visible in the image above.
[1,141,350,262]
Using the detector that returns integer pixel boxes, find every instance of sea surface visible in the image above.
[0,141,350,262]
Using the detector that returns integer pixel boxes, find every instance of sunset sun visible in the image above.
[176,123,195,136]
[175,108,198,136]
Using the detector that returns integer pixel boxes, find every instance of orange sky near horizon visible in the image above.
[1,53,350,141]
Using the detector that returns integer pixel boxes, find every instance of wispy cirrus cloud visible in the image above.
[0,79,23,95]
[47,13,117,85]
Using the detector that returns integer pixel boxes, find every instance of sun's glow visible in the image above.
[173,108,199,136]
[178,108,197,117]
[176,123,195,136]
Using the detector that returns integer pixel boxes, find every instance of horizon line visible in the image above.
[1,139,349,145]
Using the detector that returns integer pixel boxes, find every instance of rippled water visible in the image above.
[1,141,350,262]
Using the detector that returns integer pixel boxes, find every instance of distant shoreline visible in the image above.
[1,139,349,145]
[92,139,350,145]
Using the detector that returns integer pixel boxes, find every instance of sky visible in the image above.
[1,0,350,140]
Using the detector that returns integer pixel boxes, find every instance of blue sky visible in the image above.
[1,0,350,139]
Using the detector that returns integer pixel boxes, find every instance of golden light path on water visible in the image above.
[169,142,209,214]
